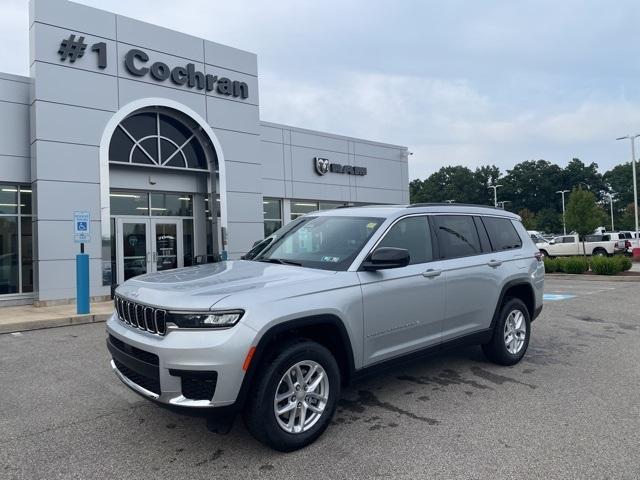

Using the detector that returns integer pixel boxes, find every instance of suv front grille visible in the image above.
[114,295,166,335]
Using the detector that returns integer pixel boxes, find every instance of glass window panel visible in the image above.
[183,219,194,267]
[131,145,155,165]
[154,223,178,271]
[20,217,33,293]
[318,202,341,211]
[0,217,18,294]
[160,138,178,164]
[110,191,149,215]
[159,113,192,147]
[150,193,193,216]
[108,126,135,163]
[121,112,157,139]
[378,216,433,265]
[291,201,318,220]
[0,185,18,215]
[20,187,32,215]
[264,220,282,238]
[263,198,282,220]
[182,138,207,169]
[433,215,481,259]
[138,137,158,163]
[110,217,116,287]
[122,222,148,281]
[165,151,187,168]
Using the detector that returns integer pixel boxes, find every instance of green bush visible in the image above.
[613,255,632,272]
[543,257,558,273]
[590,256,622,275]
[555,257,569,273]
[563,257,589,274]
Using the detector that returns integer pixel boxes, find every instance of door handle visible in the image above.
[487,259,502,268]
[422,269,442,278]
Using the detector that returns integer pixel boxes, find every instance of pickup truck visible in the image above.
[546,234,625,257]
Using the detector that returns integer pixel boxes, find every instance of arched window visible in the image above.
[108,108,212,171]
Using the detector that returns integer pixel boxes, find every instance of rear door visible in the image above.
[359,215,445,365]
[433,215,502,340]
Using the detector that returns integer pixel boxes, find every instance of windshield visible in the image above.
[255,215,385,271]
[530,234,545,243]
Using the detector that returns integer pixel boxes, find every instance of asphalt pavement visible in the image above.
[1,277,639,480]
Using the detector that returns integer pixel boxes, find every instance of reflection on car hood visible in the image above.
[115,260,337,310]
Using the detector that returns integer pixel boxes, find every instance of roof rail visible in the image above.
[406,202,507,212]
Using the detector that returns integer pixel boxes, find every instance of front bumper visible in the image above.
[106,314,256,409]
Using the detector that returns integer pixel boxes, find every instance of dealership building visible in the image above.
[0,0,409,306]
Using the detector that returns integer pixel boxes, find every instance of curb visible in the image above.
[0,313,111,335]
[546,273,640,282]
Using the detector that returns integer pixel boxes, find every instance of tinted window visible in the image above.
[482,217,523,251]
[562,236,576,244]
[433,215,481,259]
[377,216,432,265]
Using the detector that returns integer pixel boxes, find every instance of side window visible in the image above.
[563,236,576,244]
[377,216,432,265]
[432,215,481,259]
[482,217,523,251]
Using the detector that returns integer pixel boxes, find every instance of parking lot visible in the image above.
[1,276,639,480]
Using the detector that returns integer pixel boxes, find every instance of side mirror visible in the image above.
[549,239,555,244]
[361,247,410,271]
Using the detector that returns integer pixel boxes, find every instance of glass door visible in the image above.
[116,218,151,284]
[151,219,183,272]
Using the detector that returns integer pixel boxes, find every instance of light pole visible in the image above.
[498,200,510,209]
[444,199,455,204]
[488,184,503,207]
[556,189,570,235]
[616,135,640,246]
[607,192,615,232]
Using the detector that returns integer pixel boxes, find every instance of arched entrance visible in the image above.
[99,99,228,288]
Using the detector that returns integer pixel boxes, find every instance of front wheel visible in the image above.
[482,298,531,366]
[592,248,608,257]
[244,340,340,452]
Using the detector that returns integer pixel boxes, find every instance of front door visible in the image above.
[359,215,445,365]
[115,217,184,284]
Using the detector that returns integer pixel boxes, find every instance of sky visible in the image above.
[2,0,640,180]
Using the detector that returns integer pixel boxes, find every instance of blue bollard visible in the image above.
[76,252,90,314]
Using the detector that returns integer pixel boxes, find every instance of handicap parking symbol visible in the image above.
[543,293,576,301]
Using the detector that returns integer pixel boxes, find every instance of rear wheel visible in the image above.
[482,298,531,366]
[244,340,340,451]
[593,248,608,257]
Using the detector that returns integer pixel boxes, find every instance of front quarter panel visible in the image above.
[218,272,365,370]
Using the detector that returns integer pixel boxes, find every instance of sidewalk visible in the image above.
[0,301,113,334]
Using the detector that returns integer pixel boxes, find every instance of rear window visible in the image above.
[432,215,481,259]
[482,217,523,251]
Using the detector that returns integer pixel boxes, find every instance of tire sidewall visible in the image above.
[250,341,340,451]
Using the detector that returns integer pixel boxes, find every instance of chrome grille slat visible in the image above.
[114,295,166,336]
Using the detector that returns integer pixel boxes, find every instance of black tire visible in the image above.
[243,339,340,452]
[592,248,608,257]
[482,297,531,366]
[539,249,549,258]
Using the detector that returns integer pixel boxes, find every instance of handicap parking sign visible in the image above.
[74,211,91,243]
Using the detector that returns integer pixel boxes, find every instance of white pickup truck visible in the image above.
[545,234,625,257]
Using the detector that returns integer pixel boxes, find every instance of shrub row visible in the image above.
[543,255,632,275]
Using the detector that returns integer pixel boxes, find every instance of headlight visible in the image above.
[166,310,244,329]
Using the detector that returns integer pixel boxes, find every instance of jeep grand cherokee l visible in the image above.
[107,204,544,451]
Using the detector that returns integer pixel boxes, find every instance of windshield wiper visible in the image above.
[257,258,303,266]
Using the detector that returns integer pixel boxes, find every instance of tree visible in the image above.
[603,162,639,225]
[518,208,537,230]
[562,158,606,201]
[565,188,604,257]
[536,208,563,234]
[501,160,564,213]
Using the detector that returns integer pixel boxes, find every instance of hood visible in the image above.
[115,260,337,310]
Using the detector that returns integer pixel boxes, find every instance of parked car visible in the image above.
[107,204,544,451]
[546,233,625,257]
[527,230,551,257]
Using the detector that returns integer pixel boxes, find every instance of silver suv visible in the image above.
[106,204,544,451]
